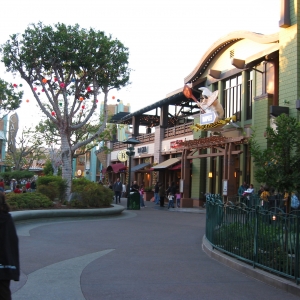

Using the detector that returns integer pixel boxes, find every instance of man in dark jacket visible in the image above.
[0,192,20,300]
[113,178,123,204]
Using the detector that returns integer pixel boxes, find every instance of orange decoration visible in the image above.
[42,78,47,83]
[79,97,84,101]
[112,96,115,99]
[26,99,29,103]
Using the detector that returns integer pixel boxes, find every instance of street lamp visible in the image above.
[122,137,141,209]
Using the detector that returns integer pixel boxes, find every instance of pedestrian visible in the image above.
[30,180,36,192]
[0,192,20,300]
[122,183,126,198]
[238,181,248,197]
[0,179,4,193]
[260,186,270,208]
[166,182,176,198]
[139,184,146,208]
[158,183,165,207]
[291,192,300,210]
[175,190,181,208]
[25,180,31,191]
[113,178,122,204]
[10,179,16,192]
[167,193,175,209]
[154,181,160,205]
[13,185,22,194]
[22,186,27,193]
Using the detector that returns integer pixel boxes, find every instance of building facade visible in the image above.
[105,0,300,206]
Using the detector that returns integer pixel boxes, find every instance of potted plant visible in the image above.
[144,186,154,201]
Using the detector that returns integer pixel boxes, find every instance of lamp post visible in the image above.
[122,137,141,209]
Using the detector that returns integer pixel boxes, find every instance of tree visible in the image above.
[250,114,300,193]
[1,22,131,198]
[0,78,23,117]
[5,127,45,171]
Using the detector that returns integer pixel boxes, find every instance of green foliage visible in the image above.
[71,177,113,208]
[43,160,54,175]
[249,114,300,193]
[0,170,34,182]
[6,192,53,210]
[36,176,67,201]
[0,78,23,116]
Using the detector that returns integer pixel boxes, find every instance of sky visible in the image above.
[0,0,280,130]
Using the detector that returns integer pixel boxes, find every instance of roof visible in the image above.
[106,163,127,173]
[119,91,199,127]
[130,162,150,172]
[109,112,130,123]
[152,158,181,170]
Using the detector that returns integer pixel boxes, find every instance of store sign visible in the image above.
[200,111,217,125]
[137,146,148,154]
[170,140,183,149]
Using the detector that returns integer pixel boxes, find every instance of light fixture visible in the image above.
[234,172,237,178]
[208,172,213,178]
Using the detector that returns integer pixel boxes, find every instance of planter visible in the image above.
[144,191,154,201]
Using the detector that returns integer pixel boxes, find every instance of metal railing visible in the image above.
[206,194,300,284]
[112,133,155,151]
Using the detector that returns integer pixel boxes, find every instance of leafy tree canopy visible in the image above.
[0,78,23,117]
[250,114,300,193]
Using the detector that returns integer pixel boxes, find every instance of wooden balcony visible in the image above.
[164,122,193,138]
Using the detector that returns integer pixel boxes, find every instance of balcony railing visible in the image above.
[164,122,193,138]
[112,133,155,151]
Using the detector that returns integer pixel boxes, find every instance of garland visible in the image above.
[190,115,237,131]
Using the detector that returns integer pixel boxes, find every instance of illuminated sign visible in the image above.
[137,146,148,154]
[200,111,217,125]
[170,140,183,148]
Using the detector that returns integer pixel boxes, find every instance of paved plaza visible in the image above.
[10,199,300,299]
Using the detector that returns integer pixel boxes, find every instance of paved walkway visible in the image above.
[10,198,300,299]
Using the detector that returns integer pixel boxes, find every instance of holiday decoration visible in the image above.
[87,86,91,92]
[82,105,85,109]
[33,87,37,91]
[79,96,84,101]
[42,78,47,83]
[112,96,115,99]
[13,84,18,88]
[54,77,58,82]
[117,99,120,102]
[51,111,56,116]
[59,83,65,88]
[26,99,29,103]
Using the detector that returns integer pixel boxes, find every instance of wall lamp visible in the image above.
[208,172,213,178]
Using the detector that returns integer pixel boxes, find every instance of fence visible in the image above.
[206,194,300,284]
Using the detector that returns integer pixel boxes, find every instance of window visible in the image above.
[224,75,242,121]
[246,71,253,120]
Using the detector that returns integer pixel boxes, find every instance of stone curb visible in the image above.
[202,235,300,297]
[10,204,125,222]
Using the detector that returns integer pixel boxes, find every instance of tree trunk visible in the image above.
[61,133,72,200]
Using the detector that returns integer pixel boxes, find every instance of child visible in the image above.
[175,190,181,208]
[167,193,175,209]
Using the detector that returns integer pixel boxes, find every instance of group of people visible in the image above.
[154,181,181,208]
[0,178,37,194]
[238,181,300,211]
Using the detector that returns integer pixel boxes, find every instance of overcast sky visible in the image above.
[0,0,280,129]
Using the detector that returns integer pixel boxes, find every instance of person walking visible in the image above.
[154,181,160,205]
[139,184,146,208]
[113,178,122,204]
[158,183,165,207]
[0,192,20,300]
[30,180,36,192]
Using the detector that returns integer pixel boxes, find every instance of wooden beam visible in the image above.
[187,150,242,159]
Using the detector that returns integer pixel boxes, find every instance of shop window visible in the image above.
[224,75,242,121]
[246,71,253,120]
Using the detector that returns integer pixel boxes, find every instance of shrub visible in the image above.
[71,178,113,208]
[37,176,67,201]
[6,192,53,210]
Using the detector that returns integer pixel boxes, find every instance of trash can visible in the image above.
[127,191,140,210]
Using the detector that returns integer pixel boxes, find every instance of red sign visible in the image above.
[170,140,183,149]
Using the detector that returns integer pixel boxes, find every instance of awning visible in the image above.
[131,162,150,172]
[169,163,181,171]
[152,158,181,170]
[106,163,127,173]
